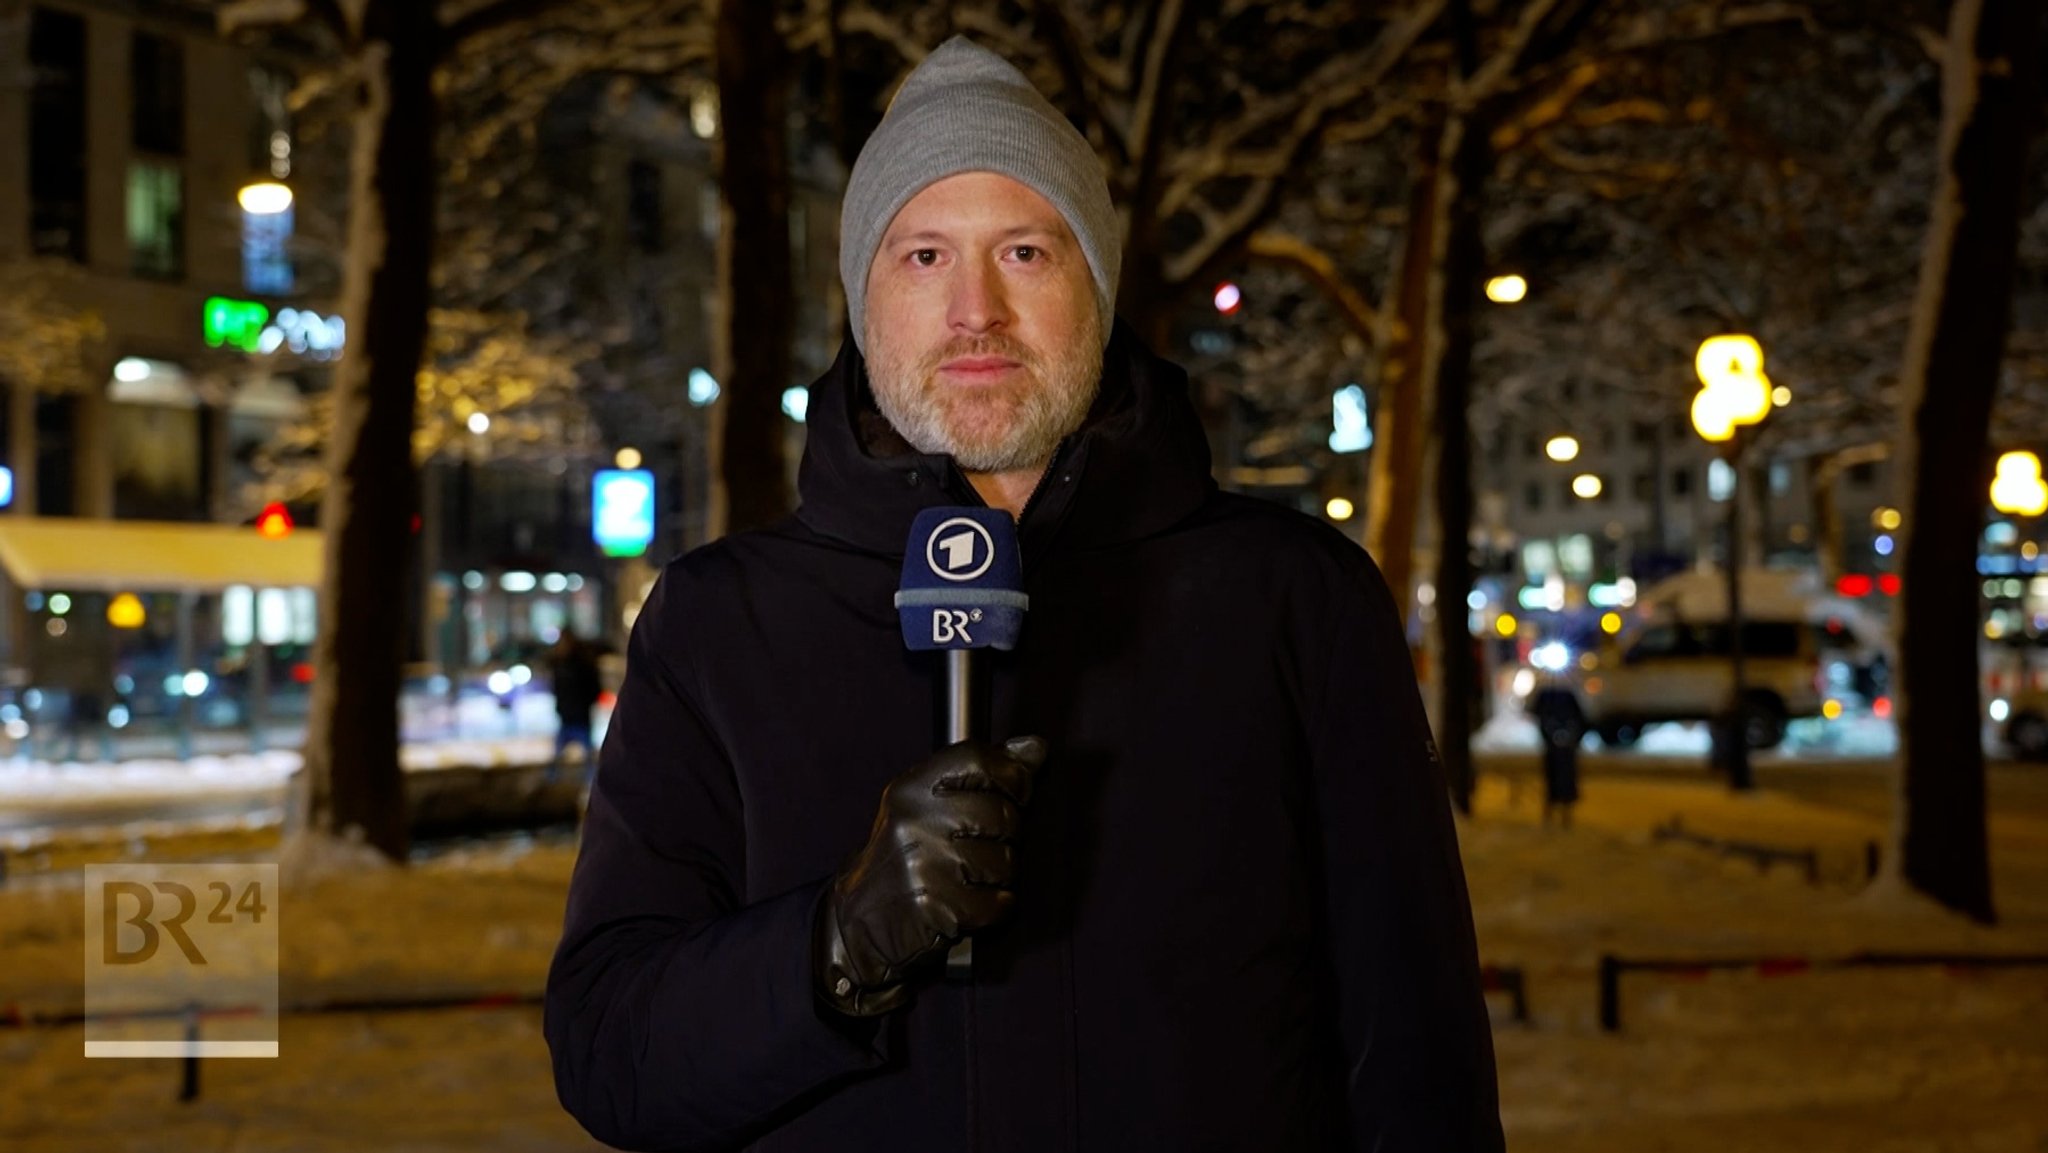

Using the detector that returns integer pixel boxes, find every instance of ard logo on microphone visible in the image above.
[926,517,995,582]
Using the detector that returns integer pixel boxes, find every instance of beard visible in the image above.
[864,312,1104,473]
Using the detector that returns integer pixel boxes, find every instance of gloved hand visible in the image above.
[813,736,1046,1017]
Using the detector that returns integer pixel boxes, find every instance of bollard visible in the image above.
[1598,955,1621,1032]
[180,1003,200,1103]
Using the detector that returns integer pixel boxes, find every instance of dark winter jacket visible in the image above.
[544,322,1504,1153]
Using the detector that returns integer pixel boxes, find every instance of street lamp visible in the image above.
[1545,435,1580,463]
[1691,333,1774,791]
[1991,451,2048,516]
[1486,275,1528,304]
[238,181,294,215]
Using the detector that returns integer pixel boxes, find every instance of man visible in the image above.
[546,36,1503,1153]
[545,630,603,785]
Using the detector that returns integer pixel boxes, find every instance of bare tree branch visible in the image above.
[220,0,353,46]
[1247,230,1382,344]
[441,0,575,53]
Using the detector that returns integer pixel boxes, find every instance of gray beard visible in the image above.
[865,314,1103,473]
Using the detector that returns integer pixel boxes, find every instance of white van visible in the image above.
[1528,568,1891,749]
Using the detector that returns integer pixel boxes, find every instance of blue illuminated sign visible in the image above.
[0,467,12,508]
[593,469,656,558]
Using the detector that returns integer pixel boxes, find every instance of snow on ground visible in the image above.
[1473,707,1906,760]
[2,769,2045,1150]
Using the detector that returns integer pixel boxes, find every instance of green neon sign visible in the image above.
[204,296,271,352]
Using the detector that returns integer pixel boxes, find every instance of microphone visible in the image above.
[895,507,1029,979]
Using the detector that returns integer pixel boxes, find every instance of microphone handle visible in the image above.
[943,649,975,981]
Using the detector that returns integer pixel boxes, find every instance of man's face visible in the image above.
[863,172,1103,473]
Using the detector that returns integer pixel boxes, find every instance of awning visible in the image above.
[0,517,323,593]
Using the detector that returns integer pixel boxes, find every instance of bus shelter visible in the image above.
[0,517,323,763]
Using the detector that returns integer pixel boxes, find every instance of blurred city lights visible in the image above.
[183,670,210,697]
[1494,614,1518,638]
[1874,534,1894,556]
[256,502,293,540]
[1325,497,1355,521]
[688,368,721,406]
[487,671,515,696]
[1530,642,1571,672]
[1821,699,1843,720]
[1692,334,1772,443]
[1571,474,1603,499]
[48,593,71,616]
[1213,282,1242,313]
[782,386,810,423]
[237,181,294,215]
[1771,385,1792,407]
[107,593,146,629]
[1991,451,2048,516]
[1873,506,1903,531]
[1991,698,2011,723]
[1544,436,1580,463]
[115,357,152,382]
[615,446,643,470]
[1330,384,1372,453]
[1485,275,1528,304]
[467,412,491,435]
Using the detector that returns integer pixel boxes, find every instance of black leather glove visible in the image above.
[813,736,1046,1017]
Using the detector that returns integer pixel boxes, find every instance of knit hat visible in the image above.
[839,36,1121,354]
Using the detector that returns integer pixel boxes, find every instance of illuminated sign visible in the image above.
[0,467,12,508]
[593,469,656,558]
[1330,384,1372,454]
[203,297,345,361]
[205,297,270,352]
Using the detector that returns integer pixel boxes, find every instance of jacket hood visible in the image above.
[794,320,1217,557]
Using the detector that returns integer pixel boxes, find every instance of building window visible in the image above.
[1523,433,1539,459]
[129,161,185,279]
[1633,471,1653,502]
[1848,461,1877,487]
[29,7,89,262]
[1672,465,1694,497]
[1561,380,1578,404]
[628,160,664,253]
[132,32,185,156]
[1524,481,1542,511]
[1633,421,1656,446]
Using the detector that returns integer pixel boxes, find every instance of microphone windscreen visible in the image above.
[895,507,1028,652]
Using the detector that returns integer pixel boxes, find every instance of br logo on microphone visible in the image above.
[926,517,995,582]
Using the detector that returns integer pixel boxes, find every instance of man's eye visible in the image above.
[911,249,939,266]
[1013,246,1040,262]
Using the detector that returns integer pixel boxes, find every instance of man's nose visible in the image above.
[948,256,1011,334]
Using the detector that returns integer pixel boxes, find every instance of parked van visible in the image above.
[1529,568,1890,749]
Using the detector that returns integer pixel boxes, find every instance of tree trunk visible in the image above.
[1365,114,1445,624]
[1893,0,2040,924]
[302,9,439,861]
[1807,454,1844,585]
[714,0,795,535]
[1426,105,1492,817]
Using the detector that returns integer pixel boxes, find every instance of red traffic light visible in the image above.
[256,502,294,540]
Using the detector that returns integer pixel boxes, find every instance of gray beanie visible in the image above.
[839,36,1121,354]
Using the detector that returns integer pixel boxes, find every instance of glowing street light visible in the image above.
[1213,282,1242,314]
[1690,333,1773,794]
[1992,451,2048,516]
[615,446,643,470]
[1325,497,1355,521]
[1544,435,1580,463]
[1571,474,1603,499]
[467,412,491,435]
[238,181,294,215]
[1485,275,1528,304]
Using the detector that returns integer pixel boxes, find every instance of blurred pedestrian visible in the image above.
[1542,721,1580,828]
[546,631,602,784]
[546,36,1502,1153]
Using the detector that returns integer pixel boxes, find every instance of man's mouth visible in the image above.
[939,356,1023,379]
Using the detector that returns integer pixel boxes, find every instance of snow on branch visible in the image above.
[220,0,352,45]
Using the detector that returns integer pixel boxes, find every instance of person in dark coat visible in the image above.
[546,630,603,783]
[545,36,1503,1153]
